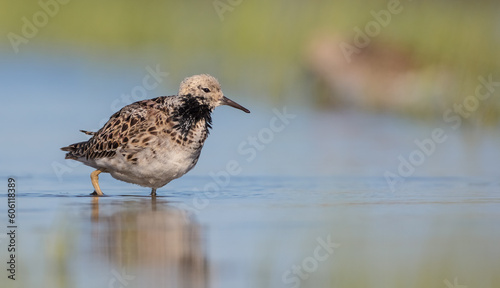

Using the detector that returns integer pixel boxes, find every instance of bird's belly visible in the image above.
[96,146,200,188]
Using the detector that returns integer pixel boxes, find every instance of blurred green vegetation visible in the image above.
[1,0,499,123]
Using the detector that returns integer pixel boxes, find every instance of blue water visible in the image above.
[1,51,500,179]
[1,52,500,288]
[1,176,500,288]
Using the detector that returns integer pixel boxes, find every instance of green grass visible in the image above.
[1,0,499,123]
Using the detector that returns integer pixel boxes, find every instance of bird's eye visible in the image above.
[202,88,211,93]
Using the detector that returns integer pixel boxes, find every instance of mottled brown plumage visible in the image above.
[61,74,250,196]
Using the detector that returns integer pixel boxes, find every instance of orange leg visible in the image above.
[90,169,105,196]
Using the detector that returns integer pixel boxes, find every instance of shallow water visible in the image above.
[1,53,500,287]
[1,176,499,288]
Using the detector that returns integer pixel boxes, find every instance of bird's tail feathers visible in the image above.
[80,130,96,135]
[61,141,88,160]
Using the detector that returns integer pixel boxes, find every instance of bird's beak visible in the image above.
[221,96,250,113]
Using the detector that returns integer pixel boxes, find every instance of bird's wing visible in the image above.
[62,97,173,161]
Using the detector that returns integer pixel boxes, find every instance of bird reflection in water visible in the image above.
[90,196,209,288]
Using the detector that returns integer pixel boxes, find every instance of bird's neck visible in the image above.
[172,96,213,137]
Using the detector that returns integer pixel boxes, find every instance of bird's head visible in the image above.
[178,74,250,113]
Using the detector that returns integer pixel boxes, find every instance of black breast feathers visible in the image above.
[172,96,213,136]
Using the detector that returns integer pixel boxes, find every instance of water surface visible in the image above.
[1,53,500,288]
[1,176,499,288]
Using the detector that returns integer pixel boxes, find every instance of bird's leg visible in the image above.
[151,188,157,197]
[90,169,105,196]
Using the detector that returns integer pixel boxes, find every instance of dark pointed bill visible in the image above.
[221,96,250,113]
